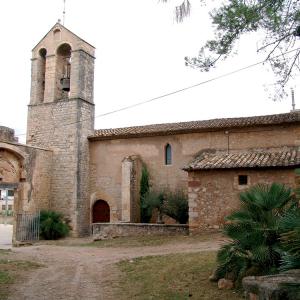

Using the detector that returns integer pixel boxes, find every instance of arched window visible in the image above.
[55,43,72,100]
[165,144,172,165]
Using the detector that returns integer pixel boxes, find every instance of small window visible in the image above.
[2,205,5,211]
[7,190,14,197]
[165,144,172,165]
[238,175,248,185]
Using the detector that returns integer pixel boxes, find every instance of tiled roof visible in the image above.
[183,149,300,171]
[90,112,300,140]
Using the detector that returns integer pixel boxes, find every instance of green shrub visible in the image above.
[141,191,165,223]
[215,183,296,284]
[140,166,151,223]
[39,210,69,240]
[164,190,188,224]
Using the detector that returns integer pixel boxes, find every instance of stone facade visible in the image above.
[26,23,95,236]
[187,168,297,232]
[89,122,300,226]
[0,139,52,214]
[2,23,300,238]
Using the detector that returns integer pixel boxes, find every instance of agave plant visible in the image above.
[215,183,295,283]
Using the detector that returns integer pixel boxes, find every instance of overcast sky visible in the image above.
[0,0,298,142]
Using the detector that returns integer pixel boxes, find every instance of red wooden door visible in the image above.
[93,200,110,223]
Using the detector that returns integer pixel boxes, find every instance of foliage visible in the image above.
[164,190,189,224]
[140,165,150,199]
[39,210,69,240]
[279,203,300,271]
[140,166,152,223]
[141,190,165,223]
[163,0,300,100]
[215,183,295,283]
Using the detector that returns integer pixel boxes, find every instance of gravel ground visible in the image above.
[6,236,224,300]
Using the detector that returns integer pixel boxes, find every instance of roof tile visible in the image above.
[183,149,300,171]
[90,112,300,140]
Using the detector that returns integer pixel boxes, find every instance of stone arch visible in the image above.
[55,42,72,100]
[90,191,118,223]
[92,200,110,223]
[37,48,47,103]
[0,145,26,183]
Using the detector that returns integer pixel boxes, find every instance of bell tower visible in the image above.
[27,23,95,236]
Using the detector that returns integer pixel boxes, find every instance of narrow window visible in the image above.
[165,144,172,165]
[7,190,14,197]
[238,175,248,185]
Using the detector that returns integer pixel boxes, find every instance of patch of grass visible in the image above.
[82,232,221,248]
[0,271,13,284]
[115,251,243,300]
[0,258,43,300]
[0,250,11,255]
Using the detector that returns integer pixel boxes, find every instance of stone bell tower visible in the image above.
[26,23,95,236]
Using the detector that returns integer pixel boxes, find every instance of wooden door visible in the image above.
[93,200,110,223]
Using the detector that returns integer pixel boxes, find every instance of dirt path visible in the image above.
[6,237,224,300]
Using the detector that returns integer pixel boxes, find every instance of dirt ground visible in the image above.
[5,234,225,300]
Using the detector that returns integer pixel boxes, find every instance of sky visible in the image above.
[0,0,298,143]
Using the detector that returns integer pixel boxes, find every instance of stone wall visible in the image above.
[27,99,94,236]
[89,123,300,224]
[92,222,189,239]
[0,127,18,143]
[0,141,52,213]
[187,168,297,232]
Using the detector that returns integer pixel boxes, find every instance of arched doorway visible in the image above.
[92,200,110,223]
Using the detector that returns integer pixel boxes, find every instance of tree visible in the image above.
[215,183,295,284]
[162,0,300,100]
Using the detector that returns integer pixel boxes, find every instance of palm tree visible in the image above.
[215,183,295,284]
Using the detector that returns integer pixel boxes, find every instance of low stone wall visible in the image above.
[91,223,189,239]
[243,270,300,300]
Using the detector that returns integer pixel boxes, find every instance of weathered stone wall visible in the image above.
[92,223,189,238]
[27,23,95,236]
[0,127,18,143]
[89,123,300,223]
[0,141,52,213]
[27,99,94,235]
[187,168,297,232]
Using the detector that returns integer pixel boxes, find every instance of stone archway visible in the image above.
[92,200,110,223]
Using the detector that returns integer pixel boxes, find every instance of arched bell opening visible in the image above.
[37,48,47,103]
[92,200,110,223]
[55,43,72,100]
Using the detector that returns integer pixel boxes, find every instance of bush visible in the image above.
[215,183,296,284]
[164,190,188,224]
[39,210,69,240]
[140,166,151,223]
[141,191,165,223]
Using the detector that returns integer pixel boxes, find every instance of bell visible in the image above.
[60,77,70,92]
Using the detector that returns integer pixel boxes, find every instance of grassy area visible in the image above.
[0,253,42,300]
[115,251,243,300]
[82,232,222,248]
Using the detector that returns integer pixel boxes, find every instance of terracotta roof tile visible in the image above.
[90,112,300,140]
[183,149,300,171]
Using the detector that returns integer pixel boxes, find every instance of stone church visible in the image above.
[1,23,300,236]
